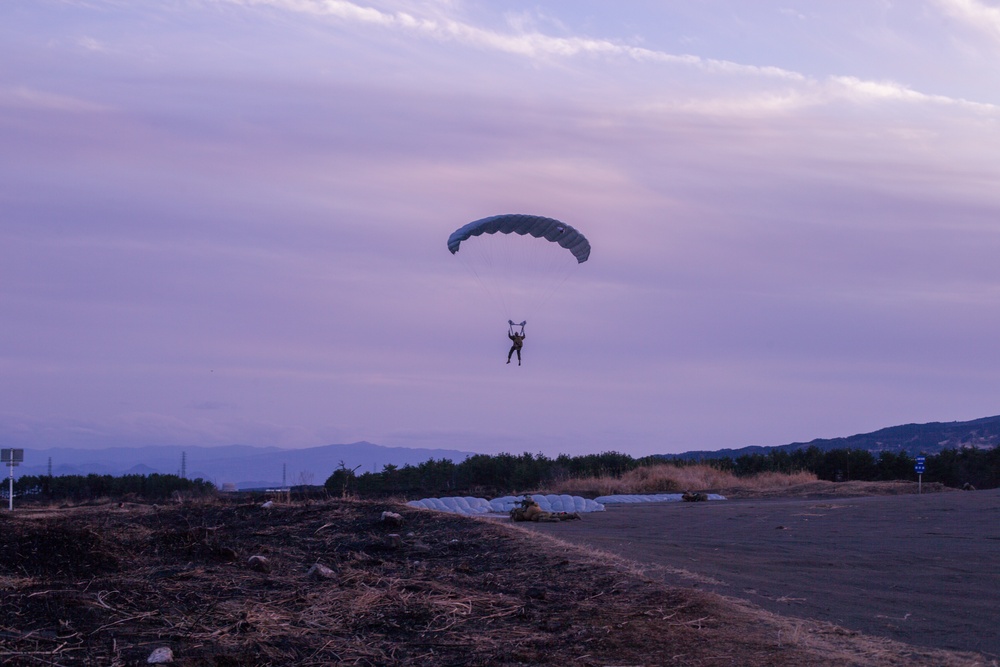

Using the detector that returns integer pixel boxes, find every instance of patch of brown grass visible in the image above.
[547,464,818,497]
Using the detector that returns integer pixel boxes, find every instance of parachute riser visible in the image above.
[448,214,589,327]
[508,320,526,335]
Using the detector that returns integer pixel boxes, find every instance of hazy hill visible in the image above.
[12,442,476,489]
[667,415,1000,461]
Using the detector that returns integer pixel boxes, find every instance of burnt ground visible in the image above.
[0,496,993,667]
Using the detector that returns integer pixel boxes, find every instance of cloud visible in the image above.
[641,75,999,118]
[646,89,816,116]
[0,86,110,112]
[77,36,111,53]
[219,0,1000,117]
[829,75,998,111]
[935,0,1000,42]
[778,7,807,20]
[227,0,803,79]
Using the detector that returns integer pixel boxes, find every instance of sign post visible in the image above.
[2,449,24,511]
[915,456,926,494]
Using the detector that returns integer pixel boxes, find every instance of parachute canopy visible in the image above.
[447,214,591,264]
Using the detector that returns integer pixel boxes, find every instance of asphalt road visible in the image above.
[520,488,1000,658]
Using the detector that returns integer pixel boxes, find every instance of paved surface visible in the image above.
[521,488,1000,657]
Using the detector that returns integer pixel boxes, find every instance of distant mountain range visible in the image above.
[667,415,1000,461]
[10,442,476,489]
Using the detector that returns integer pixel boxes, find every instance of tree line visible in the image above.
[325,451,651,499]
[709,445,999,489]
[324,446,1000,498]
[7,445,997,504]
[11,473,215,502]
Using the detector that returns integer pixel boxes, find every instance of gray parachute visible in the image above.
[447,214,591,263]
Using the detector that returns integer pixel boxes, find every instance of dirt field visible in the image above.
[521,484,1000,658]
[0,489,995,666]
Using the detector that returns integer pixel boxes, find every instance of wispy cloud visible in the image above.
[229,0,803,79]
[648,90,817,116]
[935,0,1000,42]
[778,7,808,21]
[0,86,110,112]
[641,75,999,117]
[77,36,111,53]
[829,76,998,111]
[225,0,998,115]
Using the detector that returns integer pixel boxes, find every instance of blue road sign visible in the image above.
[915,456,926,474]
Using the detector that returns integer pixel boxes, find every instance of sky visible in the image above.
[2,0,1000,458]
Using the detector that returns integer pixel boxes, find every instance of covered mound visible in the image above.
[407,494,605,515]
[405,496,495,514]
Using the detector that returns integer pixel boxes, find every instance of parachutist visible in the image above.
[507,321,525,365]
[447,215,588,365]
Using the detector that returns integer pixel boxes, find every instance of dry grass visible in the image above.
[547,464,818,497]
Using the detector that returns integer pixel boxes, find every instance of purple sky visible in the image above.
[2,1,1000,457]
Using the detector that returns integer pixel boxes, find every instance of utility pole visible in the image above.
[2,449,24,511]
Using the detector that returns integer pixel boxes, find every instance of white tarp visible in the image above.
[596,493,726,503]
[405,496,494,515]
[407,494,605,516]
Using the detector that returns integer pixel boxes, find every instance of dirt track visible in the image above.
[520,488,1000,658]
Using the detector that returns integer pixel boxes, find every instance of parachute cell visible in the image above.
[447,214,591,263]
